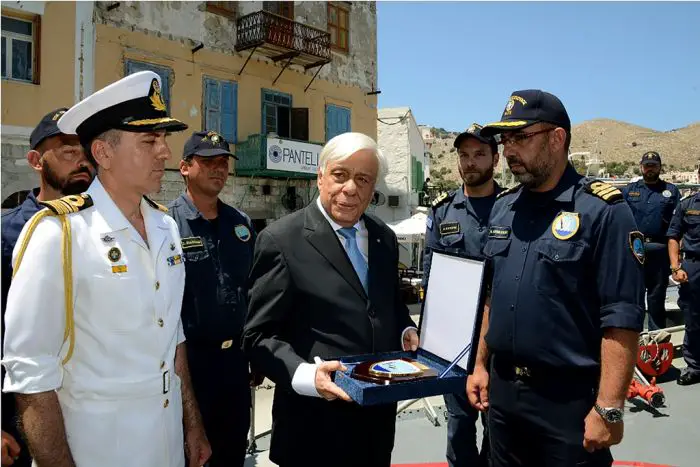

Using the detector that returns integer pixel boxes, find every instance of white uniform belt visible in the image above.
[61,370,172,399]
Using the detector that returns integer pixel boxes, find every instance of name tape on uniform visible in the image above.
[488,226,511,239]
[439,222,460,236]
[181,237,204,249]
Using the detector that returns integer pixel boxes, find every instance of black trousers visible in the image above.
[680,258,700,373]
[444,391,489,467]
[488,356,613,467]
[270,390,396,467]
[188,345,251,467]
[644,244,670,330]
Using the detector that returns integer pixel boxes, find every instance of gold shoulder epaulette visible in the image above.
[39,193,93,215]
[583,179,623,204]
[496,184,522,199]
[431,191,452,208]
[143,196,168,213]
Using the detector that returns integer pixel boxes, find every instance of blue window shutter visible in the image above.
[204,78,221,135]
[221,81,237,143]
[326,104,351,141]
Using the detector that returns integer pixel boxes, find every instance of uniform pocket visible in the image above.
[534,240,586,294]
[89,274,147,332]
[438,232,464,251]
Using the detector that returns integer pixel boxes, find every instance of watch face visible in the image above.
[606,409,623,423]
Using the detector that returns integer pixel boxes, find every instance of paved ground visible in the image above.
[243,303,696,467]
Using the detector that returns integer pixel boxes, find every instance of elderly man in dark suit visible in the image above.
[242,132,419,467]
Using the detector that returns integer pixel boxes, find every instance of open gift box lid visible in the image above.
[334,250,490,405]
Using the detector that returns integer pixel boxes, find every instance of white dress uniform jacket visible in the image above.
[2,177,187,467]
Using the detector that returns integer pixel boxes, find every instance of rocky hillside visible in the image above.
[426,120,700,188]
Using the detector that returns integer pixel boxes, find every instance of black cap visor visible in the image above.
[191,148,238,159]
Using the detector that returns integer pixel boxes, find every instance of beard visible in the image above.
[460,165,494,188]
[507,140,555,189]
[642,170,660,183]
[43,160,93,195]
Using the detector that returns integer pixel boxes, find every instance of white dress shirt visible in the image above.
[291,198,416,398]
[2,177,187,467]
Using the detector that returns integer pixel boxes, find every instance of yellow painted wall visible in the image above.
[1,2,76,127]
[94,24,378,170]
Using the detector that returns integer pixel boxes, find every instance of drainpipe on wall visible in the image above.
[75,2,95,103]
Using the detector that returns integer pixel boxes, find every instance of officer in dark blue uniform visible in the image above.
[667,166,700,386]
[423,123,502,467]
[622,152,680,330]
[1,108,94,467]
[168,131,257,467]
[467,90,645,467]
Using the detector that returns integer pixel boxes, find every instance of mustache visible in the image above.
[70,166,93,177]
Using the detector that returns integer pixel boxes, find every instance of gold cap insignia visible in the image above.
[504,95,528,116]
[467,123,482,134]
[52,110,66,121]
[149,78,166,112]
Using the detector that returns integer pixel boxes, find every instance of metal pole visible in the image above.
[247,388,257,454]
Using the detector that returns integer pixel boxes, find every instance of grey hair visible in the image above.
[318,132,388,181]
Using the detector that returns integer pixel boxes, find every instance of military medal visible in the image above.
[107,247,121,262]
[167,254,182,266]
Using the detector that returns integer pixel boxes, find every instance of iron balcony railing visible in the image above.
[235,10,331,62]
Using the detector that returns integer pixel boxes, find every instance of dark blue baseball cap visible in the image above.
[481,89,571,137]
[640,151,661,165]
[453,123,497,151]
[30,108,70,150]
[183,130,237,159]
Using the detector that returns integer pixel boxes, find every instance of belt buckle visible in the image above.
[514,366,531,378]
[162,370,170,394]
[221,339,233,350]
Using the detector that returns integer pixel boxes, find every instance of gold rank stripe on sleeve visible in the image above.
[583,180,623,203]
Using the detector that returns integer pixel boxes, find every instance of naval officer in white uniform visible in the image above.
[2,71,211,467]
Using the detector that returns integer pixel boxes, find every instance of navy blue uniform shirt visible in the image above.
[484,165,645,369]
[423,182,503,285]
[168,193,256,345]
[667,192,700,257]
[1,188,42,460]
[622,179,680,242]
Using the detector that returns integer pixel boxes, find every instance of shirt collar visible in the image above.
[510,163,581,206]
[315,197,364,233]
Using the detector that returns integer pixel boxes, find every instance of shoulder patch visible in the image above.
[39,193,93,215]
[496,184,522,199]
[143,196,168,213]
[431,191,453,208]
[583,180,623,204]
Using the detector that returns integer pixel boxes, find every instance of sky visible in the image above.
[377,1,700,132]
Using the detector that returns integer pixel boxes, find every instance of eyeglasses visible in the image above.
[498,128,556,147]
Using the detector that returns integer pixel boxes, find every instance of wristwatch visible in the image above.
[594,404,624,423]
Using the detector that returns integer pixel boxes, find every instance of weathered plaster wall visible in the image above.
[94,1,377,92]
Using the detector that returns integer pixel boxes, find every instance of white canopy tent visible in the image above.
[387,212,427,272]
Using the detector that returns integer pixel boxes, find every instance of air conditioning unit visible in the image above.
[388,195,400,207]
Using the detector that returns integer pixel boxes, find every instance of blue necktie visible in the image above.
[338,227,368,293]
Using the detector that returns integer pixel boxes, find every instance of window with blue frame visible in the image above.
[262,89,292,138]
[125,60,172,110]
[204,77,238,144]
[325,104,351,141]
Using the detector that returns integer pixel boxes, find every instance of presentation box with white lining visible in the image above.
[334,251,490,406]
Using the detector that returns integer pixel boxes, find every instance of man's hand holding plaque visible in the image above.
[315,360,352,402]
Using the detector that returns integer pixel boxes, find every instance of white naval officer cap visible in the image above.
[58,71,188,147]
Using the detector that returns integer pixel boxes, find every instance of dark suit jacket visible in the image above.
[242,202,414,466]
